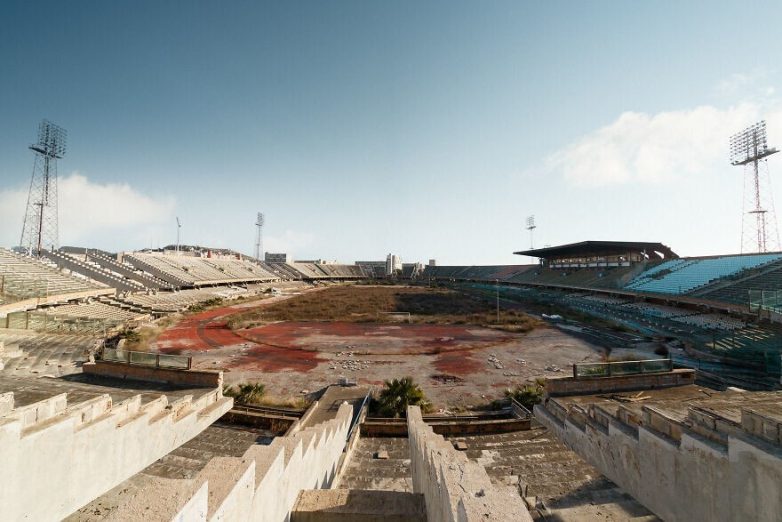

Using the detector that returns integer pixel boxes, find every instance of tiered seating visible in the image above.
[124,253,278,287]
[670,313,746,331]
[264,262,305,280]
[694,259,782,305]
[83,250,173,290]
[0,248,110,303]
[202,257,278,280]
[625,254,782,295]
[44,249,143,293]
[449,428,655,519]
[288,263,325,279]
[41,302,144,322]
[621,302,688,319]
[117,286,254,312]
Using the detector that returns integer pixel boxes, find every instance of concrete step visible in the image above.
[291,489,425,522]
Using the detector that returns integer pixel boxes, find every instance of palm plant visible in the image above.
[224,382,266,405]
[375,377,429,418]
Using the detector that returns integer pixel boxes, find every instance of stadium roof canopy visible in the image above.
[514,240,678,260]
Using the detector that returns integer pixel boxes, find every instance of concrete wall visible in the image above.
[536,399,782,522]
[130,401,353,522]
[0,386,232,521]
[545,368,696,396]
[406,406,532,522]
[84,360,223,389]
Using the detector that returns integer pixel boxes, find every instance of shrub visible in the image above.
[505,379,545,410]
[223,382,266,405]
[373,377,431,418]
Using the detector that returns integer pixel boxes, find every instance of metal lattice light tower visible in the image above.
[255,212,264,260]
[526,215,537,249]
[176,217,181,252]
[730,121,780,253]
[20,120,67,256]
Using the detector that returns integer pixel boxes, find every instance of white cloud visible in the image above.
[0,172,175,248]
[263,229,315,258]
[715,69,776,100]
[548,103,761,187]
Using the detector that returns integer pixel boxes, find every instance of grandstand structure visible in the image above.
[422,240,782,389]
[0,246,382,335]
[0,248,114,315]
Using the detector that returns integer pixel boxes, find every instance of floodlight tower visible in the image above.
[176,217,181,252]
[255,212,264,260]
[20,120,67,256]
[730,121,780,253]
[526,215,537,249]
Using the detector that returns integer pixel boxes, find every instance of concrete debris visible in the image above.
[488,354,504,369]
[545,365,563,372]
[338,358,371,372]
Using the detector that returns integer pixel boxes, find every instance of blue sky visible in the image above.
[2,1,782,264]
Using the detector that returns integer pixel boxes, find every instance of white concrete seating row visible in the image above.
[119,287,249,312]
[40,302,144,322]
[0,248,107,301]
[286,262,366,279]
[125,253,278,286]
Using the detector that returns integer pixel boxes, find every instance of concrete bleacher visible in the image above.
[625,253,782,295]
[448,428,657,520]
[44,249,145,293]
[338,437,412,492]
[74,248,175,290]
[423,264,636,290]
[124,252,280,287]
[0,249,114,312]
[283,262,367,280]
[117,287,247,313]
[0,330,97,377]
[537,373,782,522]
[0,370,231,521]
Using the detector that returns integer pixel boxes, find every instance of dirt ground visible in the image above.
[151,287,609,409]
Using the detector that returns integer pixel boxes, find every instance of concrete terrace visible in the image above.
[68,422,274,520]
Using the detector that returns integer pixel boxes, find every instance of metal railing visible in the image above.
[573,358,673,379]
[346,388,373,442]
[507,397,533,420]
[101,347,192,370]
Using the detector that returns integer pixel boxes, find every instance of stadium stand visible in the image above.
[692,257,782,304]
[4,301,147,334]
[115,286,254,313]
[0,248,113,311]
[43,249,145,293]
[283,262,367,280]
[67,247,175,290]
[624,253,782,295]
[123,252,278,287]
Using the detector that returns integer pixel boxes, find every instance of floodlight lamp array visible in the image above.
[32,119,68,158]
[730,120,768,165]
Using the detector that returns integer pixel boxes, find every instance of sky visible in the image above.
[3,1,782,265]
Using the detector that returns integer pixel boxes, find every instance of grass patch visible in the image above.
[228,285,540,331]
